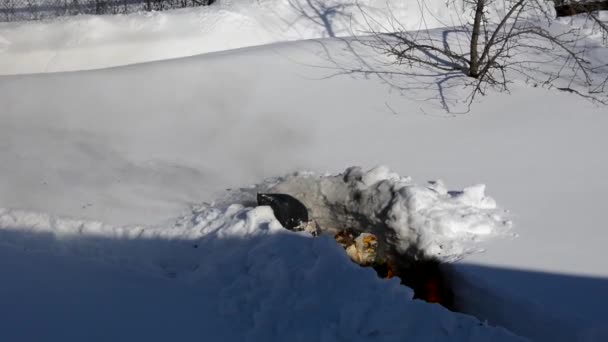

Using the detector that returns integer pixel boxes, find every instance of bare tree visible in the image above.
[362,0,608,107]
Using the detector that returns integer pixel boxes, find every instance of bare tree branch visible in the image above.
[363,0,608,111]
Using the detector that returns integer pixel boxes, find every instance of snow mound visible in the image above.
[0,220,526,342]
[557,11,608,45]
[0,0,557,74]
[221,166,512,262]
[0,168,525,341]
[0,166,510,274]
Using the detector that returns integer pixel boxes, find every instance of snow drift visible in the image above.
[0,166,511,275]
[0,0,557,74]
[0,166,524,341]
[222,166,511,262]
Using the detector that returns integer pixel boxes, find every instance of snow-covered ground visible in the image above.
[0,203,524,342]
[0,0,429,74]
[1,1,608,341]
[558,10,608,43]
[0,0,555,75]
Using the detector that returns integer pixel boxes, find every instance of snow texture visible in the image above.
[1,1,608,341]
[0,0,557,75]
[557,10,608,44]
[221,166,511,262]
[0,166,510,278]
[0,168,524,341]
[447,265,608,342]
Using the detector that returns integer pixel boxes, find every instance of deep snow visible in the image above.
[244,166,512,261]
[0,166,512,272]
[0,0,445,74]
[0,0,558,75]
[1,35,607,341]
[1,1,608,341]
[0,167,524,341]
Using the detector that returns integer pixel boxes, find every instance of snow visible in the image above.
[0,0,426,74]
[1,0,608,341]
[250,166,511,261]
[448,264,608,342]
[557,11,608,44]
[0,165,511,274]
[0,193,524,342]
[0,0,556,75]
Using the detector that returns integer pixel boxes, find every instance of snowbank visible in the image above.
[0,167,524,341]
[0,0,556,74]
[557,11,608,44]
[0,0,430,74]
[223,166,511,261]
[0,166,511,274]
[448,264,608,342]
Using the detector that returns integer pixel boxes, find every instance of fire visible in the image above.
[422,278,442,303]
[333,230,453,310]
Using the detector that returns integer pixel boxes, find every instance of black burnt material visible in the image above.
[257,193,309,230]
[258,192,455,310]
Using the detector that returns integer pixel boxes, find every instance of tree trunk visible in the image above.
[469,0,485,78]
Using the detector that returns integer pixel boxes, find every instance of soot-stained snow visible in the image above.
[220,166,512,263]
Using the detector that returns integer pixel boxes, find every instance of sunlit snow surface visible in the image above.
[0,0,557,75]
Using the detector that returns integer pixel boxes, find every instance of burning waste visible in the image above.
[254,166,511,310]
[257,192,451,309]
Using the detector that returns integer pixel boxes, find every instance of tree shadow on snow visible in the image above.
[284,0,355,38]
[277,0,471,114]
[289,33,473,115]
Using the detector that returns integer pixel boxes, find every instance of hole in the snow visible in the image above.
[335,227,456,310]
[225,166,509,312]
[256,189,456,310]
[382,256,454,310]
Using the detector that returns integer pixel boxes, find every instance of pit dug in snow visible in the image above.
[236,166,513,309]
